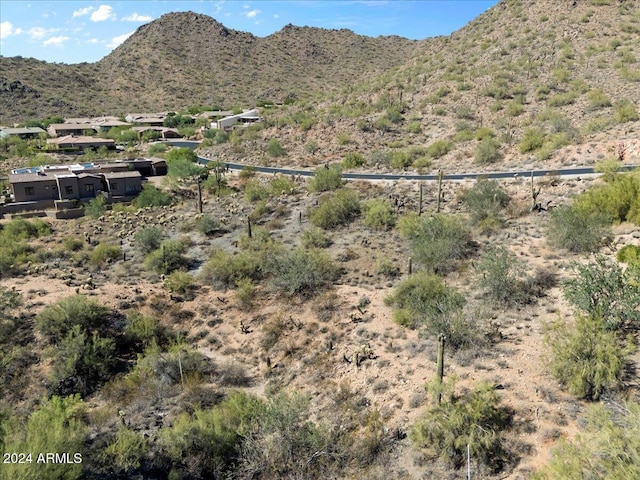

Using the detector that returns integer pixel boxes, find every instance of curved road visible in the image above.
[167,140,637,181]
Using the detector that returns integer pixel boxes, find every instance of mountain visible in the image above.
[0,12,417,123]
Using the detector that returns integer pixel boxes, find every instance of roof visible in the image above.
[49,123,96,131]
[9,173,56,183]
[103,171,142,179]
[47,136,115,146]
[0,127,46,135]
[92,119,131,127]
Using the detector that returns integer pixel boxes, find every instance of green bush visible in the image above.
[574,173,640,224]
[144,239,190,275]
[475,247,532,306]
[546,204,612,253]
[587,88,612,110]
[84,196,107,219]
[519,127,545,153]
[411,379,512,472]
[562,256,640,330]
[62,237,84,252]
[533,402,640,479]
[89,243,121,267]
[461,179,509,233]
[374,256,399,277]
[35,295,109,343]
[310,189,360,229]
[100,426,148,472]
[386,271,465,330]
[617,244,640,264]
[2,218,51,240]
[164,271,196,296]
[244,180,271,202]
[547,91,579,107]
[235,278,256,310]
[301,228,332,248]
[51,325,116,396]
[425,140,452,159]
[134,226,163,254]
[362,199,396,230]
[133,184,171,208]
[1,395,87,480]
[342,152,366,169]
[545,314,629,400]
[308,165,343,192]
[266,138,285,157]
[593,158,622,182]
[166,147,198,163]
[398,213,472,273]
[269,175,296,195]
[124,312,168,348]
[197,214,222,236]
[199,249,263,288]
[148,142,168,155]
[265,247,340,297]
[390,151,412,169]
[475,138,502,164]
[614,100,639,123]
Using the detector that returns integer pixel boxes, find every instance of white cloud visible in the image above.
[73,6,94,18]
[91,5,116,22]
[122,13,153,22]
[43,35,70,47]
[107,31,133,48]
[246,9,260,18]
[87,38,100,44]
[29,27,55,40]
[1,21,22,39]
[273,14,279,19]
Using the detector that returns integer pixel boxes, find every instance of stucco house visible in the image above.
[0,127,47,139]
[46,135,116,151]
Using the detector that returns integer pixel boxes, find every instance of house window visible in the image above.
[84,184,94,193]
[25,186,35,196]
[65,186,73,195]
[110,182,118,190]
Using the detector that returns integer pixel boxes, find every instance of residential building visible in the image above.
[46,135,115,151]
[0,127,47,139]
[213,109,261,130]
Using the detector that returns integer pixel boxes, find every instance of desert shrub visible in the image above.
[398,213,472,273]
[266,138,285,157]
[204,128,229,144]
[547,91,579,107]
[134,226,163,254]
[475,247,532,306]
[562,255,640,331]
[300,228,332,248]
[587,88,612,110]
[89,243,121,267]
[461,179,509,233]
[505,101,524,117]
[533,402,640,480]
[593,158,622,182]
[164,271,196,296]
[362,199,396,230]
[390,151,412,169]
[100,425,148,472]
[167,156,202,180]
[35,295,109,343]
[2,218,51,240]
[133,184,171,208]
[166,147,198,163]
[244,180,271,202]
[574,172,640,223]
[84,196,107,219]
[474,138,502,164]
[1,395,86,480]
[426,140,452,159]
[519,127,545,153]
[235,278,256,310]
[411,379,512,472]
[546,204,612,253]
[310,189,360,229]
[144,239,190,275]
[197,214,222,236]
[137,343,215,385]
[50,325,116,396]
[158,391,263,478]
[269,175,296,195]
[199,249,262,288]
[124,313,168,348]
[386,271,465,330]
[308,165,343,192]
[265,247,340,297]
[342,152,366,169]
[148,142,168,155]
[62,237,84,252]
[239,165,257,178]
[617,244,640,264]
[545,315,629,400]
[583,116,612,133]
[614,100,639,123]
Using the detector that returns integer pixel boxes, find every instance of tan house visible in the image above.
[9,172,59,202]
[125,113,167,126]
[132,126,182,139]
[47,135,116,151]
[47,123,97,137]
[0,127,47,139]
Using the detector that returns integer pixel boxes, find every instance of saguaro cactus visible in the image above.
[436,170,444,213]
[435,333,446,405]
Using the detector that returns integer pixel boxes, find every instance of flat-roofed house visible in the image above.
[77,173,105,199]
[0,127,47,139]
[48,124,97,137]
[47,135,116,151]
[103,171,142,197]
[125,113,166,126]
[214,109,261,130]
[132,126,182,139]
[9,172,58,202]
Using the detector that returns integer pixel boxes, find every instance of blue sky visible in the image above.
[1,1,499,64]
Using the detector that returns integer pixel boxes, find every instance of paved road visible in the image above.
[167,140,637,181]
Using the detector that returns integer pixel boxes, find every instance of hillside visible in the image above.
[0,12,417,123]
